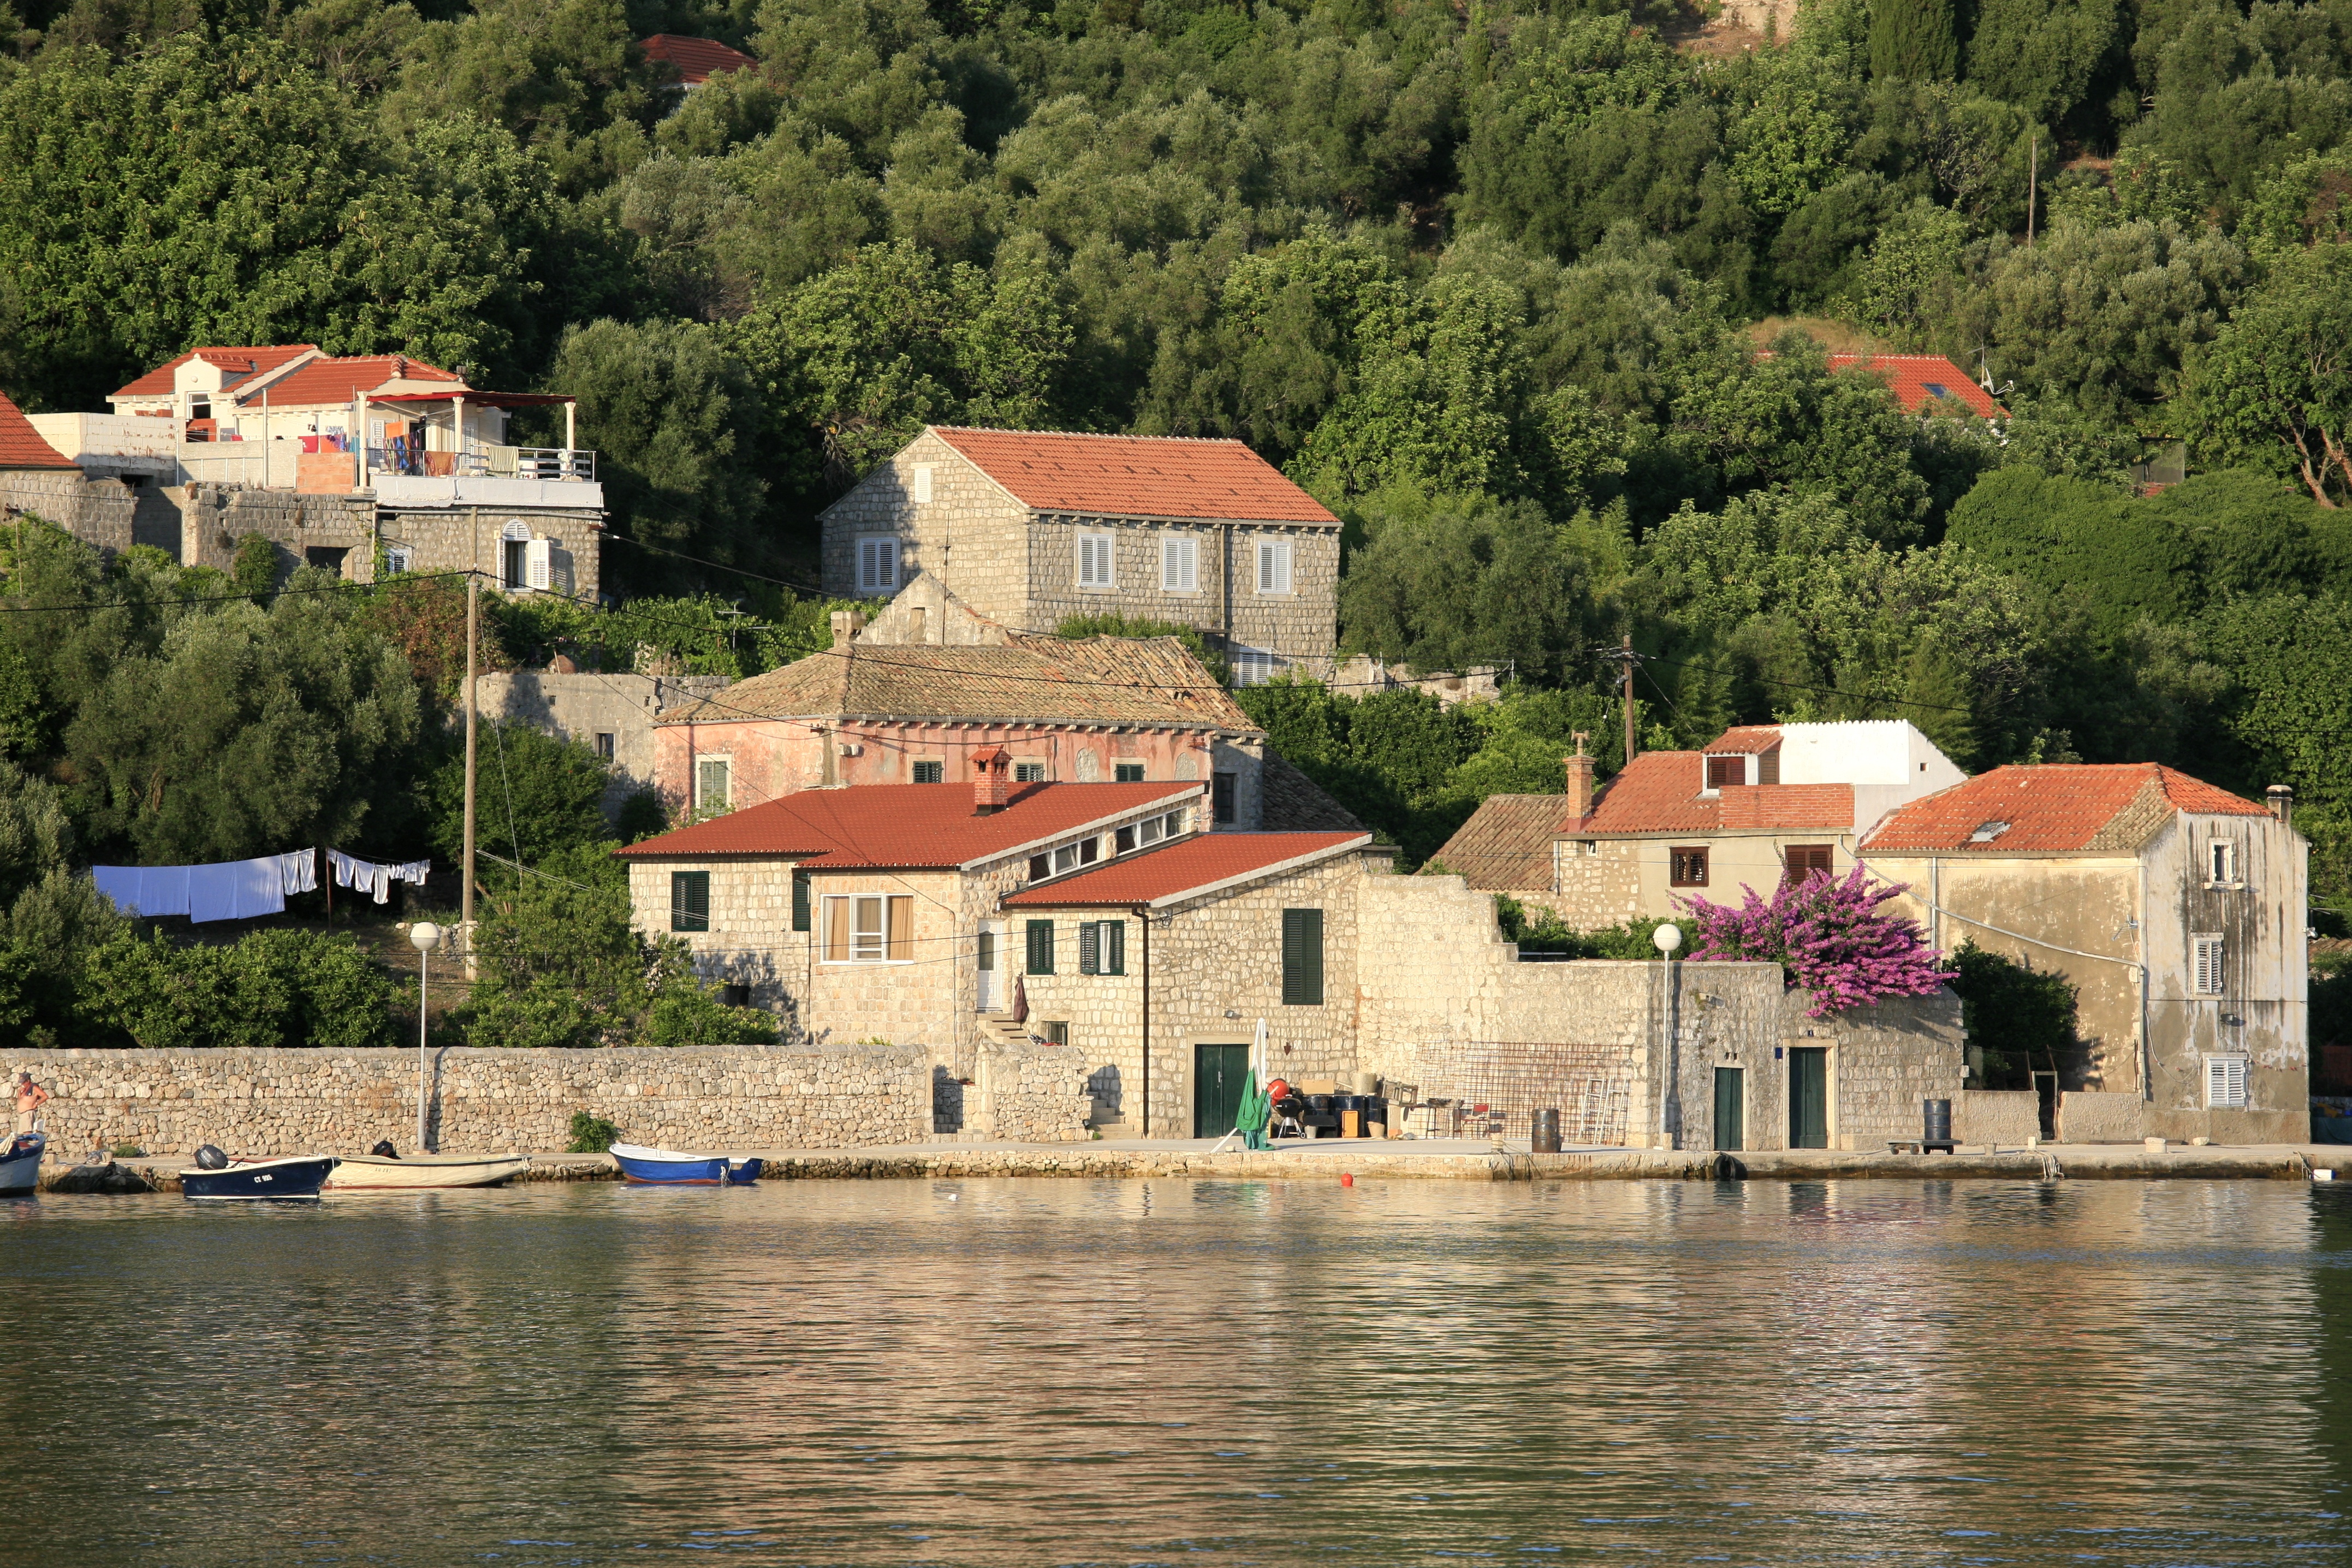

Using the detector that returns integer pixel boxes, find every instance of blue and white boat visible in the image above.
[0,1131,43,1195]
[179,1153,335,1200]
[609,1142,762,1185]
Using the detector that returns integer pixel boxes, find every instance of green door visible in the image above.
[1193,1044,1250,1138]
[1789,1048,1829,1149]
[1713,1067,1744,1152]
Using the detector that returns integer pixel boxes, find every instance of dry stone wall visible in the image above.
[8,1044,929,1156]
[969,1041,1091,1141]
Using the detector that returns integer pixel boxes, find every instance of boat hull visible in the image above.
[610,1143,762,1185]
[324,1154,532,1190]
[179,1155,335,1200]
[0,1132,42,1194]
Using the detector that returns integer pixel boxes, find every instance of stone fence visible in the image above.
[8,1044,929,1156]
[967,1041,1092,1142]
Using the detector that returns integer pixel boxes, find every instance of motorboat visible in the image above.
[178,1150,335,1200]
[324,1153,533,1190]
[0,1131,43,1195]
[609,1142,762,1185]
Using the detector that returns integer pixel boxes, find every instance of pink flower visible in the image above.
[1677,865,1945,1018]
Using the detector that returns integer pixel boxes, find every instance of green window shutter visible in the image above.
[1026,919,1055,975]
[791,870,811,932]
[1079,922,1100,975]
[1103,919,1125,975]
[672,871,710,933]
[1281,907,1323,1005]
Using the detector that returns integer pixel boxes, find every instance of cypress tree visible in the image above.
[1870,0,1961,81]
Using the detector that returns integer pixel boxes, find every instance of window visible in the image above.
[856,534,899,593]
[2205,1054,2249,1109]
[503,538,527,590]
[1077,531,1116,589]
[1078,920,1126,975]
[1115,824,1136,853]
[1115,763,1145,783]
[1256,538,1293,595]
[2210,841,2238,885]
[912,760,945,784]
[1026,919,1056,975]
[823,895,912,963]
[1213,772,1237,824]
[1161,534,1198,592]
[1757,749,1780,786]
[593,732,615,763]
[1670,846,1709,888]
[1282,908,1324,1005]
[2192,934,2226,995]
[911,463,934,504]
[1050,838,1101,875]
[1037,1020,1070,1046]
[1705,756,1744,790]
[1784,845,1833,882]
[792,870,811,933]
[695,757,731,812]
[1029,853,1050,882]
[670,871,709,933]
[1014,762,1047,783]
[1232,646,1285,686]
[383,546,412,576]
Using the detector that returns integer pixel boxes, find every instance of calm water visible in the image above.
[5,1178,2351,1567]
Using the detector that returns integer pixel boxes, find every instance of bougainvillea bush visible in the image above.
[1679,867,1948,1017]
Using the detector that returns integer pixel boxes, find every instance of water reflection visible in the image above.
[4,1178,2348,1565]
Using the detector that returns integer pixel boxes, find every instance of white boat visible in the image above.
[0,1131,43,1195]
[323,1153,532,1190]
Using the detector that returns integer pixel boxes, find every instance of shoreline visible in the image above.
[32,1139,2342,1192]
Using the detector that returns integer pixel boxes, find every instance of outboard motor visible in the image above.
[371,1141,399,1158]
[193,1144,229,1170]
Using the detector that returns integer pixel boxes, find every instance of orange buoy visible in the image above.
[1340,1173,1355,1187]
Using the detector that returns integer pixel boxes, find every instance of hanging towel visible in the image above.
[329,850,429,904]
[97,854,309,920]
[188,857,286,923]
[390,859,431,886]
[278,849,316,896]
[93,865,192,918]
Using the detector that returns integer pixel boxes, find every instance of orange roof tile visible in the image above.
[616,781,1202,869]
[1579,752,1854,835]
[1002,831,1370,908]
[929,427,1339,525]
[1429,795,1570,889]
[235,354,461,408]
[1860,764,2268,854]
[0,390,76,470]
[639,33,756,84]
[1828,354,2006,417]
[1706,725,1783,755]
[111,345,319,400]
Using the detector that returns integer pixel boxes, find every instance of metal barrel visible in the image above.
[1923,1098,1953,1143]
[1532,1108,1562,1154]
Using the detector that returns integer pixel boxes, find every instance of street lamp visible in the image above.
[1654,923,1683,1150]
[409,922,441,1153]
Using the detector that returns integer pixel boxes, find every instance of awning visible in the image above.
[364,391,577,407]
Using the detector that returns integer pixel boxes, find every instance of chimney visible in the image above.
[829,609,866,650]
[971,745,1010,815]
[2268,783,2294,827]
[1564,731,1594,822]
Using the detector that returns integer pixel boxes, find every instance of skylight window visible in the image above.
[1924,382,1951,400]
[1969,820,2010,842]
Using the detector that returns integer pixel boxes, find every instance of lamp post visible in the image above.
[409,922,441,1152]
[1654,923,1683,1150]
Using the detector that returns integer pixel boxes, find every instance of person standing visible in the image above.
[15,1072,50,1134]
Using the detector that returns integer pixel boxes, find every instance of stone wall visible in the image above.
[1955,1089,2040,1146]
[7,1044,930,1156]
[177,485,378,578]
[968,1040,1091,1141]
[2,470,136,556]
[383,504,603,601]
[2059,1090,2146,1143]
[483,669,727,816]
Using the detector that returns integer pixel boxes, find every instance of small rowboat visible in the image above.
[324,1153,532,1190]
[180,1154,335,1201]
[609,1142,762,1185]
[0,1131,43,1195]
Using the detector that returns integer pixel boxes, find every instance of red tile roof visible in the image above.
[1706,725,1783,755]
[1828,354,2006,417]
[616,781,1203,869]
[0,390,76,470]
[1861,764,2268,854]
[112,346,319,400]
[1429,795,1566,889]
[1002,831,1370,908]
[234,354,462,408]
[639,33,756,84]
[929,427,1339,525]
[1579,752,1854,835]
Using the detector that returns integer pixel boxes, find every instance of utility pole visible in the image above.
[1620,632,1638,764]
[2026,133,2037,248]
[462,571,478,934]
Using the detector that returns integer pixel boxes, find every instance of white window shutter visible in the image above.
[1163,535,1196,591]
[1256,538,1291,594]
[912,464,934,504]
[2206,1055,2248,1109]
[2193,935,2225,995]
[524,538,551,591]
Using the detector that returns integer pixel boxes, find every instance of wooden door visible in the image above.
[1193,1044,1250,1138]
[1713,1067,1744,1152]
[1789,1048,1829,1149]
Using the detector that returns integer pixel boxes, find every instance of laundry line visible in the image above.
[92,848,432,922]
[328,848,431,905]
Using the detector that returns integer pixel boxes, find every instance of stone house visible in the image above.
[818,426,1340,674]
[0,390,134,553]
[1432,721,1966,926]
[478,668,732,817]
[1860,764,2309,1144]
[649,572,1360,834]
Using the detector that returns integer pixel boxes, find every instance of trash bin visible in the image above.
[1532,1108,1562,1154]
[1307,1093,1337,1138]
[1923,1098,1952,1144]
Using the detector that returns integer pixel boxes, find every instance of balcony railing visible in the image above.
[365,444,596,482]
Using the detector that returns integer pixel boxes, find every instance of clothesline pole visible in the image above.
[321,845,331,923]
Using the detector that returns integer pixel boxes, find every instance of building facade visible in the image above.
[819,426,1340,672]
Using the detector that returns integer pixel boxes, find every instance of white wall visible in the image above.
[1777,720,1965,830]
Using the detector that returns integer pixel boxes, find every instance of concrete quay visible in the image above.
[31,1138,2343,1192]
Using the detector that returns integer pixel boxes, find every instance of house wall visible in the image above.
[821,430,1030,615]
[383,504,602,599]
[1547,833,1860,924]
[174,485,378,579]
[1,469,136,556]
[479,670,728,816]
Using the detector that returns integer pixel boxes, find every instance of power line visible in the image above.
[0,568,474,615]
[602,533,830,596]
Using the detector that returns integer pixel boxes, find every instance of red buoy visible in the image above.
[1340,1173,1355,1187]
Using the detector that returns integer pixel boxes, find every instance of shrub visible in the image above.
[567,1112,619,1153]
[1944,940,2078,1089]
[1680,866,1947,1017]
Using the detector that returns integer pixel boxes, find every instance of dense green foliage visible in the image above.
[1944,939,2079,1089]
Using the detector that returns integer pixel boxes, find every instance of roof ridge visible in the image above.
[929,425,1252,446]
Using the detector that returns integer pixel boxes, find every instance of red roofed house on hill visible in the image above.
[820,426,1341,680]
[1861,764,2308,1144]
[639,33,756,88]
[1827,354,2007,418]
[0,387,136,555]
[1431,720,1968,928]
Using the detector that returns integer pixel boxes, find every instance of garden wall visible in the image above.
[8,1044,929,1157]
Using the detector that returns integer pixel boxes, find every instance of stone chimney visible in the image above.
[2268,783,2294,827]
[1565,731,1594,822]
[829,609,866,650]
[971,744,1011,815]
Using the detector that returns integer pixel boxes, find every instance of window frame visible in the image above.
[1213,772,1237,824]
[694,755,732,813]
[2208,841,2240,886]
[791,869,811,933]
[669,870,710,933]
[1114,762,1145,783]
[856,534,899,594]
[1076,530,1117,590]
[2191,933,2226,995]
[1025,919,1056,976]
[592,732,616,763]
[1704,756,1744,791]
[1161,533,1199,593]
[821,894,913,964]
[912,759,945,784]
[1014,761,1047,783]
[2205,1053,2249,1109]
[1783,845,1833,883]
[911,463,934,504]
[1255,537,1293,596]
[1670,846,1710,888]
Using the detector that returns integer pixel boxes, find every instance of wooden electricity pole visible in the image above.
[462,571,478,931]
[1621,632,1638,765]
[2026,133,2038,248]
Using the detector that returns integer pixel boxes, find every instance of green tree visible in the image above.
[1946,939,2078,1088]
[431,720,613,873]
[1963,0,2122,125]
[1870,0,1959,82]
[2188,242,2352,507]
